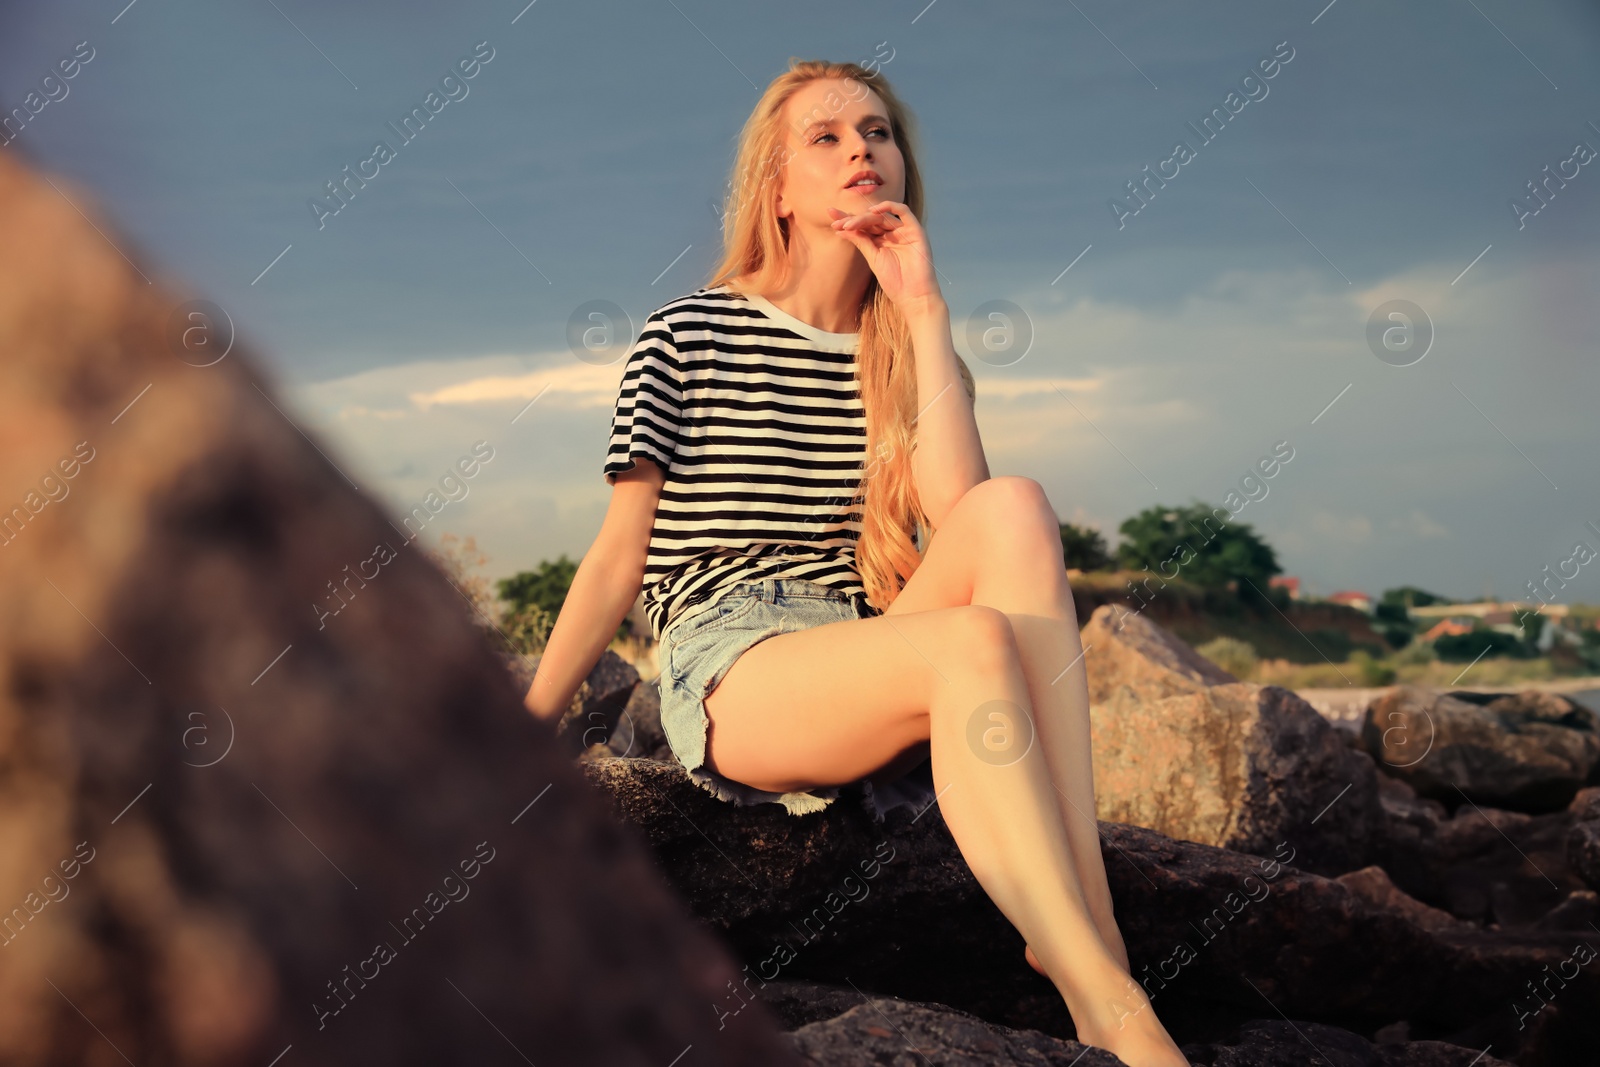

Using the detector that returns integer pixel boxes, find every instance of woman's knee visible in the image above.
[944,478,1067,578]
[952,478,1060,543]
[946,604,1022,677]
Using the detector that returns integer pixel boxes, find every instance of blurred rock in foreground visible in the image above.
[0,150,800,1064]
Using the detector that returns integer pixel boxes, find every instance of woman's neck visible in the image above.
[744,234,875,333]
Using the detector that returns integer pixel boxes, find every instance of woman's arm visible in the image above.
[522,459,663,724]
[903,296,989,529]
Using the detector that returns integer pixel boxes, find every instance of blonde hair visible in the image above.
[705,59,976,613]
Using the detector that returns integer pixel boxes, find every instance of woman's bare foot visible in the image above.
[1073,969,1191,1067]
[1027,949,1188,1066]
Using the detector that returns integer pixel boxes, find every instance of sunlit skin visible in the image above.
[701,77,1192,1067]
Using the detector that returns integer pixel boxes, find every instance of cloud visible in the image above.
[409,359,622,412]
[1274,509,1375,556]
[974,373,1103,402]
[278,256,1592,597]
[1389,508,1451,540]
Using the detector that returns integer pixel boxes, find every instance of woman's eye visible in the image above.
[812,125,892,145]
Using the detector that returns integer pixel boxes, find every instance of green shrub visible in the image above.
[1434,629,1529,662]
[1378,624,1413,650]
[502,602,555,657]
[1308,627,1354,662]
[1393,639,1437,666]
[1349,649,1397,686]
[1196,635,1259,680]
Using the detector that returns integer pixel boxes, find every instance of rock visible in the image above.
[1079,607,1383,876]
[778,986,1520,1066]
[1083,604,1238,706]
[527,647,640,758]
[1532,890,1600,932]
[1564,785,1600,891]
[1183,1021,1520,1066]
[506,646,639,758]
[1463,688,1600,734]
[580,756,1600,1060]
[784,997,1125,1065]
[598,672,674,762]
[1430,804,1582,926]
[0,150,801,1065]
[1362,685,1600,812]
[1369,772,1449,902]
[1335,866,1464,932]
[750,978,898,1032]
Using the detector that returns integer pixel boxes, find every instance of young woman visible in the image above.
[526,59,1190,1067]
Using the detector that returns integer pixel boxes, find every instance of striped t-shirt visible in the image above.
[603,283,880,641]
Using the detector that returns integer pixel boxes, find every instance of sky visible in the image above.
[3,0,1598,606]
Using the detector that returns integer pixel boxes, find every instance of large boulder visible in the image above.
[1563,786,1600,892]
[597,664,675,763]
[1367,771,1450,903]
[1361,686,1600,812]
[1078,606,1384,875]
[580,756,1600,1062]
[781,995,1519,1066]
[511,647,641,759]
[0,150,801,1065]
[1334,866,1465,933]
[1082,603,1238,704]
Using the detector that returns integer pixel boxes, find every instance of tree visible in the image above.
[1433,628,1531,662]
[497,555,579,619]
[1379,586,1452,611]
[1059,522,1113,572]
[496,554,631,644]
[1115,501,1281,605]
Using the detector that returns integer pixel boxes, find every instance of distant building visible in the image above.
[1410,600,1570,620]
[1409,600,1585,652]
[1327,590,1372,613]
[1420,619,1473,642]
[1269,576,1301,600]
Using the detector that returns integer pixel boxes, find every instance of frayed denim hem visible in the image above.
[682,762,842,817]
[678,753,939,822]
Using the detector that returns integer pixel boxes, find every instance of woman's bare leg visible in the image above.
[888,477,1127,970]
[699,585,1186,1056]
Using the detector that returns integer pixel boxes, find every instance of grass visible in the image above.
[1249,651,1568,691]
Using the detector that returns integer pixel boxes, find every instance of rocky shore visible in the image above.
[546,606,1600,1065]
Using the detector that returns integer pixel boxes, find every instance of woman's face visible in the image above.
[774,78,905,233]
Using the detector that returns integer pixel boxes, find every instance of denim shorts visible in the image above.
[656,576,936,820]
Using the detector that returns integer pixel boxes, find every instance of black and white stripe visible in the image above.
[603,284,878,640]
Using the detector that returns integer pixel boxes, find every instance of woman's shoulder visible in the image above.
[657,281,741,309]
[647,283,756,331]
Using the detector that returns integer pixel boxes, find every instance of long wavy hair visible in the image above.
[705,59,976,613]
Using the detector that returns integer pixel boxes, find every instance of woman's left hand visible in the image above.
[829,201,943,316]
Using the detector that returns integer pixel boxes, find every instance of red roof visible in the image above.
[1422,619,1472,641]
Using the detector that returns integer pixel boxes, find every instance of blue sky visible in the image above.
[3,0,1598,606]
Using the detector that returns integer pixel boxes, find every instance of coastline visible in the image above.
[1296,674,1600,723]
